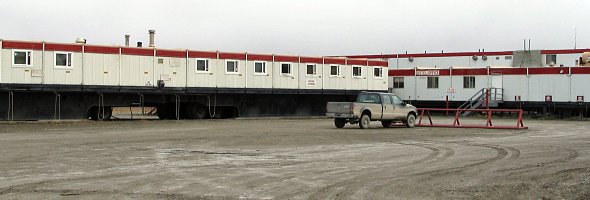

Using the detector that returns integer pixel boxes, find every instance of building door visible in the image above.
[491,75,503,89]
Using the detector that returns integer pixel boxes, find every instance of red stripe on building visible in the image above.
[368,60,388,67]
[325,58,346,65]
[571,67,590,74]
[452,68,487,76]
[300,57,323,64]
[347,59,367,66]
[121,47,154,56]
[45,43,83,52]
[274,55,299,62]
[156,49,186,58]
[348,51,513,59]
[528,68,568,75]
[188,51,217,59]
[247,54,273,62]
[219,52,246,60]
[489,68,527,75]
[541,49,590,55]
[84,45,120,54]
[389,69,415,76]
[2,41,43,50]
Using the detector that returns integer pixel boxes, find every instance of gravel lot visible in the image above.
[0,117,588,199]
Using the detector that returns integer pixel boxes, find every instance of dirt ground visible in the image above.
[0,117,588,200]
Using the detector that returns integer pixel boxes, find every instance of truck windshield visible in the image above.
[356,93,381,104]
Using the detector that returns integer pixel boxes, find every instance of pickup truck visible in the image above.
[326,92,418,129]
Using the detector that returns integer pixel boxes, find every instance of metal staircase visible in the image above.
[458,88,503,116]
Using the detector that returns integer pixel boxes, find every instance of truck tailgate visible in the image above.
[326,102,353,114]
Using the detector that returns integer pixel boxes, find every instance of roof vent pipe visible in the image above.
[148,30,156,47]
[125,35,130,47]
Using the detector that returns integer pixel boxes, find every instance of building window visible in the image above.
[226,60,238,73]
[196,59,208,72]
[55,52,73,68]
[352,66,362,77]
[306,64,316,75]
[281,63,291,74]
[463,76,475,88]
[330,65,339,76]
[13,50,32,66]
[393,77,404,88]
[254,61,266,74]
[374,67,383,78]
[427,77,439,88]
[505,56,513,60]
[546,54,557,66]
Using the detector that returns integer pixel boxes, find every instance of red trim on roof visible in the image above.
[156,49,186,58]
[247,54,273,62]
[325,58,346,65]
[121,47,154,56]
[348,51,513,59]
[219,52,246,60]
[452,68,487,76]
[300,57,322,64]
[368,60,388,67]
[541,49,590,54]
[350,48,590,59]
[571,67,590,74]
[84,45,119,54]
[274,55,299,62]
[188,51,217,59]
[489,68,527,75]
[389,67,590,76]
[2,41,43,50]
[347,59,367,66]
[389,69,415,76]
[45,43,83,52]
[528,67,569,75]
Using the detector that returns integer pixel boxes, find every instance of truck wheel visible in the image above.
[381,120,392,128]
[405,114,416,128]
[359,114,370,129]
[334,118,346,128]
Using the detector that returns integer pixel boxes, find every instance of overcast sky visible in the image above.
[1,0,588,56]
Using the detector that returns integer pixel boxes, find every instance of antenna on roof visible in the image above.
[574,27,577,49]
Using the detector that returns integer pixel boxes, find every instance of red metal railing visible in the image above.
[416,108,528,129]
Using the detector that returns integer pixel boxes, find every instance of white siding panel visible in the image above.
[571,74,590,102]
[154,57,186,87]
[272,62,298,89]
[298,63,322,90]
[528,75,570,102]
[323,65,346,90]
[246,60,272,89]
[1,49,43,84]
[43,51,82,85]
[120,55,154,86]
[217,59,246,88]
[347,66,367,91]
[502,75,528,102]
[187,58,217,88]
[83,53,120,86]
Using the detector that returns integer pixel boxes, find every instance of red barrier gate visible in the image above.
[416,108,528,129]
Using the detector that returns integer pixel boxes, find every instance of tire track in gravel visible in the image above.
[309,142,516,199]
[0,173,132,195]
[0,172,222,199]
[496,148,579,175]
[305,141,455,200]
